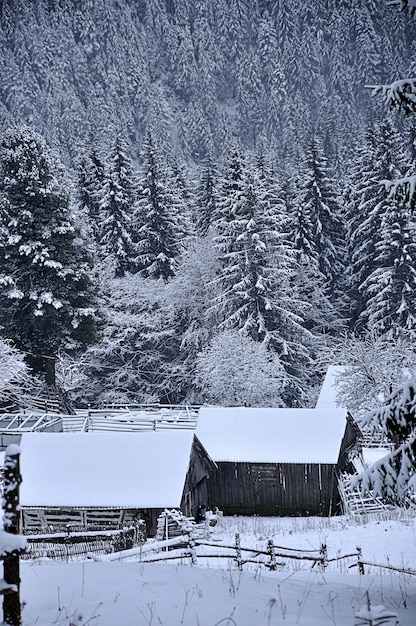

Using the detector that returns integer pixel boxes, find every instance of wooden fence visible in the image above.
[88,532,416,577]
[23,526,143,561]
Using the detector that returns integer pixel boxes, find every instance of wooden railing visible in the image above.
[86,532,416,577]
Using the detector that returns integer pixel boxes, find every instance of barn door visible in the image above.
[251,464,279,515]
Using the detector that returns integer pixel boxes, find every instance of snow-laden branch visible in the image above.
[369,78,416,115]
[380,174,416,210]
[387,0,416,16]
[352,436,416,502]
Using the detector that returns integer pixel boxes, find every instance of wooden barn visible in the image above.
[19,429,206,537]
[195,406,358,517]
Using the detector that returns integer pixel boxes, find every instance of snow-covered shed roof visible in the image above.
[316,366,347,409]
[19,430,194,509]
[196,406,348,464]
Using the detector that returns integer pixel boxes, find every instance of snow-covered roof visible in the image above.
[362,447,391,466]
[19,431,194,509]
[196,406,348,464]
[316,366,347,409]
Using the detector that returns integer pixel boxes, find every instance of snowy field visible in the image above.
[20,511,416,626]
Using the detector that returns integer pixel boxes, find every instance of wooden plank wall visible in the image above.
[181,439,214,519]
[206,462,339,516]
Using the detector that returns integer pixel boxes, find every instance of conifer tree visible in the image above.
[347,119,405,330]
[296,136,346,304]
[0,126,97,384]
[134,131,182,280]
[213,145,313,402]
[359,202,416,338]
[97,135,137,277]
[355,379,416,503]
[77,138,106,249]
[194,153,219,236]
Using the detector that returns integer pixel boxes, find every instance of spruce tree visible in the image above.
[213,145,313,402]
[98,135,137,277]
[194,153,219,236]
[355,379,416,503]
[77,138,106,250]
[0,126,97,384]
[296,136,346,305]
[134,131,182,280]
[359,202,416,338]
[347,119,405,330]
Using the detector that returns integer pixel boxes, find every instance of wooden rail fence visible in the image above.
[88,532,416,577]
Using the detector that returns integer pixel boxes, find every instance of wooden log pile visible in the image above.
[155,509,195,541]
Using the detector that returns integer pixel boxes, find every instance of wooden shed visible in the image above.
[19,430,203,537]
[195,406,357,517]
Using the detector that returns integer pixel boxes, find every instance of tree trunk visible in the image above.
[44,356,56,387]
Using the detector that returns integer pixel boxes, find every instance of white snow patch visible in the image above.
[19,431,194,508]
[362,447,392,466]
[196,406,348,463]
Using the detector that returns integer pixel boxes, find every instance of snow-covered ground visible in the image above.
[20,511,416,625]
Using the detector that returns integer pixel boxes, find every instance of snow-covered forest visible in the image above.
[1,0,416,412]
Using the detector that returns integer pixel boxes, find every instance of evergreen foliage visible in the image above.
[355,379,416,502]
[0,126,97,382]
[0,0,411,165]
[359,202,416,338]
[347,119,405,329]
[296,137,346,304]
[97,135,137,277]
[76,138,106,251]
[135,131,183,280]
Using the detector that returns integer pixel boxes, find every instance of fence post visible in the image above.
[235,533,243,571]
[267,539,277,570]
[188,533,197,566]
[356,546,365,575]
[319,543,328,572]
[2,446,23,626]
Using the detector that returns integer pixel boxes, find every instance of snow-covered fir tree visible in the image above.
[347,119,406,331]
[194,153,219,236]
[213,145,288,347]
[359,201,416,338]
[97,135,137,277]
[291,170,344,336]
[212,145,313,403]
[134,131,183,280]
[0,126,97,384]
[295,136,346,309]
[76,137,106,252]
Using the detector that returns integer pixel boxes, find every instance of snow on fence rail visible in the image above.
[87,532,416,576]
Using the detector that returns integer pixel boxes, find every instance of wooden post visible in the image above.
[267,539,277,570]
[235,533,243,571]
[319,543,328,572]
[2,446,23,626]
[356,546,365,575]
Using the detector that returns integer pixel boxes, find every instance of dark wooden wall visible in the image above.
[181,436,215,519]
[205,462,340,516]
[21,506,163,538]
[336,412,362,473]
